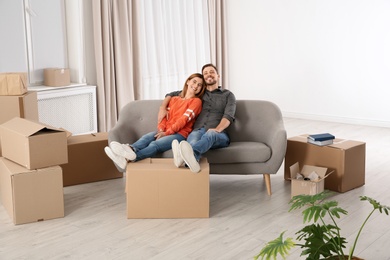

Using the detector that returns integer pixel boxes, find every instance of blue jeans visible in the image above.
[131,131,185,161]
[186,128,230,161]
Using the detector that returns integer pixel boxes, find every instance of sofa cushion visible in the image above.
[204,141,271,164]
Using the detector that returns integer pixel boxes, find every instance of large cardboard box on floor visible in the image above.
[290,162,332,198]
[0,117,68,169]
[0,157,64,225]
[284,135,366,193]
[0,92,39,156]
[61,132,123,186]
[126,158,209,218]
[44,68,70,87]
[0,72,28,95]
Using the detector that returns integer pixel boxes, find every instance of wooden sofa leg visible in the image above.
[263,174,272,196]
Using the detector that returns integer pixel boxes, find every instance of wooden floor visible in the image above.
[1,118,390,260]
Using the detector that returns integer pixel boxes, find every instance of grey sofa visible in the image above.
[108,100,287,195]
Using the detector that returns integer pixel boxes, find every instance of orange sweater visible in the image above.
[158,96,202,138]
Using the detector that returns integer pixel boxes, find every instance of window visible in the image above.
[137,0,210,99]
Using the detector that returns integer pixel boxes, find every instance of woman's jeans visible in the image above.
[186,127,230,161]
[131,131,185,161]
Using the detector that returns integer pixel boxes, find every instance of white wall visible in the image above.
[0,1,28,72]
[226,0,390,127]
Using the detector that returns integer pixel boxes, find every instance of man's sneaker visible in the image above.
[172,139,184,167]
[110,141,136,161]
[179,141,200,173]
[104,146,127,170]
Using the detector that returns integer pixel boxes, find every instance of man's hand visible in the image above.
[207,128,221,133]
[157,96,172,123]
[154,131,166,140]
[158,106,169,123]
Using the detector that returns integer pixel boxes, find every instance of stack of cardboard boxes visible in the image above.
[0,117,67,225]
[0,72,122,224]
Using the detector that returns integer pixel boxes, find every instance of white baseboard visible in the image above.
[282,111,390,128]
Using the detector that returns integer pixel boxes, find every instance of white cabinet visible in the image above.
[29,85,98,135]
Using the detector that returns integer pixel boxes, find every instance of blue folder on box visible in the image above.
[308,133,335,142]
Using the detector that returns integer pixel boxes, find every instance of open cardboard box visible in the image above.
[290,162,333,198]
[126,158,209,219]
[0,117,68,169]
[0,92,39,157]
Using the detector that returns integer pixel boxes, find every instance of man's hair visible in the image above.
[201,63,218,74]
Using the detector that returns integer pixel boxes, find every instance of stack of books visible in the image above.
[307,133,335,146]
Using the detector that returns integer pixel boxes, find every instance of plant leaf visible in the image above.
[254,231,295,260]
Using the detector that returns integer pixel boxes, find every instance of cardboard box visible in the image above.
[0,92,39,157]
[44,68,70,87]
[126,158,209,218]
[0,91,39,124]
[0,72,28,95]
[0,157,64,225]
[285,135,366,193]
[290,162,332,197]
[0,117,68,169]
[61,132,123,186]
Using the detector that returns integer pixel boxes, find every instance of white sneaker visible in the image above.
[172,139,184,167]
[104,146,127,170]
[110,141,136,161]
[179,141,200,173]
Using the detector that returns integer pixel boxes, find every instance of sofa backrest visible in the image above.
[227,100,284,143]
[116,99,284,145]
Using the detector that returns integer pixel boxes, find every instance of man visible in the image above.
[158,63,236,172]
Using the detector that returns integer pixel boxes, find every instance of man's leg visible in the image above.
[192,130,230,160]
[180,130,230,173]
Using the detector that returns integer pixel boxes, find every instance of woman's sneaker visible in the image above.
[172,139,184,167]
[104,146,127,170]
[179,141,200,173]
[110,141,136,161]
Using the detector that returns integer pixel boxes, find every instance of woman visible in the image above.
[104,73,205,169]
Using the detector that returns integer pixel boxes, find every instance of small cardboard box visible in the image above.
[0,157,64,225]
[0,117,68,169]
[0,92,39,156]
[126,158,209,218]
[44,68,70,87]
[0,72,28,96]
[285,135,366,193]
[61,132,123,186]
[290,162,332,197]
[0,91,39,124]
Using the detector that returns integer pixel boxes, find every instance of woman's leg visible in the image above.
[131,131,157,151]
[135,134,185,161]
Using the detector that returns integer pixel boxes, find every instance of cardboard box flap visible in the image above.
[290,162,300,180]
[0,72,28,95]
[0,157,31,176]
[2,117,62,137]
[302,165,328,180]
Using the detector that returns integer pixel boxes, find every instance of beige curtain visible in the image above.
[207,0,229,89]
[92,0,138,131]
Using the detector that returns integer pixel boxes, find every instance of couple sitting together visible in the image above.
[104,63,236,173]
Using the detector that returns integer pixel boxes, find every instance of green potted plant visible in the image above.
[254,191,390,260]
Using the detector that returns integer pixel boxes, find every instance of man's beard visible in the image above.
[205,78,217,86]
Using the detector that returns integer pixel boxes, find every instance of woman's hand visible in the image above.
[154,131,166,140]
